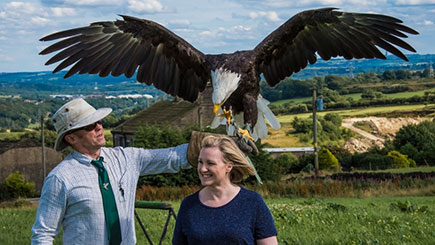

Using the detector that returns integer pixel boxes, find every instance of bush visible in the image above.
[387,151,415,168]
[4,172,35,198]
[133,124,198,187]
[0,183,12,201]
[274,153,300,174]
[351,153,393,170]
[248,143,282,182]
[318,148,340,170]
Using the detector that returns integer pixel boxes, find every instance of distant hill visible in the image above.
[0,54,433,98]
[0,71,164,98]
[289,53,435,79]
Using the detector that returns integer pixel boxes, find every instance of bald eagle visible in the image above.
[39,7,418,140]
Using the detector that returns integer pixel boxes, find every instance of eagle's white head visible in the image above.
[211,68,241,114]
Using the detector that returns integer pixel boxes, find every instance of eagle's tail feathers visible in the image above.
[257,95,281,130]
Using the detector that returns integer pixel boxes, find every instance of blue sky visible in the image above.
[0,0,434,72]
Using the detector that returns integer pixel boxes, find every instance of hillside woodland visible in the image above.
[0,65,434,192]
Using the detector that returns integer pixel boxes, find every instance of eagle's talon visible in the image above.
[237,128,254,142]
[217,108,233,126]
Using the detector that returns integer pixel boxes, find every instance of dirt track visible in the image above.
[341,116,426,153]
[342,118,385,143]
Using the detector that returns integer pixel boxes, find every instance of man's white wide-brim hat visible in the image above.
[52,98,112,152]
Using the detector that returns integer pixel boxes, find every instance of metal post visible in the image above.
[41,115,46,181]
[312,88,319,177]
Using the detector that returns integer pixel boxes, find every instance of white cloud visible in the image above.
[249,11,281,22]
[200,25,253,40]
[17,30,34,35]
[63,0,122,6]
[50,7,77,17]
[168,19,191,28]
[127,0,164,13]
[2,1,42,15]
[0,54,13,62]
[396,0,435,5]
[424,20,434,25]
[31,16,51,26]
[263,0,381,8]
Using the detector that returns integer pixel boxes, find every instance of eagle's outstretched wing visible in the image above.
[39,15,210,102]
[253,8,419,87]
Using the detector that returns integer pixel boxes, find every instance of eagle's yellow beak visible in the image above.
[213,104,221,115]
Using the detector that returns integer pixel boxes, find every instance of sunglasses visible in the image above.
[70,121,102,134]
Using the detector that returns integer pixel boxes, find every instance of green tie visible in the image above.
[91,157,122,245]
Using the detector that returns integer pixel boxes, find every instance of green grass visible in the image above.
[370,166,435,174]
[277,104,434,123]
[1,196,434,244]
[270,97,311,106]
[270,88,435,106]
[0,132,26,141]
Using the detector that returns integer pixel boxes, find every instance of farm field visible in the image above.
[276,104,434,123]
[1,196,434,244]
[262,103,434,147]
[270,88,435,106]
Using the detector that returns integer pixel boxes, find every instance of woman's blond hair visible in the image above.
[201,135,255,183]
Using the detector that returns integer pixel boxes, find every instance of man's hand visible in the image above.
[187,131,259,167]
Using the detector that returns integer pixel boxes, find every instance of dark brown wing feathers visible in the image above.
[39,15,209,102]
[39,8,418,102]
[254,8,418,87]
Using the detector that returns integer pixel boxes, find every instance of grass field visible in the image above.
[270,88,435,106]
[276,104,434,123]
[1,196,434,244]
[262,103,434,147]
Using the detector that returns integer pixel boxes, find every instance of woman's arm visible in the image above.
[257,236,278,245]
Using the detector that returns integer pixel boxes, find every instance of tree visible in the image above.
[387,151,416,168]
[324,113,342,126]
[382,70,396,80]
[4,172,35,198]
[274,153,299,174]
[393,121,435,165]
[318,148,340,170]
[361,90,376,99]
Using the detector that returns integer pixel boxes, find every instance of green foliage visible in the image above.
[274,153,300,174]
[4,172,35,199]
[2,196,435,244]
[390,201,428,214]
[0,183,12,201]
[134,124,187,149]
[289,113,346,146]
[291,116,314,134]
[387,151,415,168]
[323,113,342,126]
[133,124,201,187]
[349,153,394,171]
[361,89,376,99]
[393,120,435,165]
[318,148,340,170]
[248,143,282,182]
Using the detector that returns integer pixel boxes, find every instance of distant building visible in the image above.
[116,94,153,99]
[0,140,64,192]
[263,147,315,158]
[111,84,214,147]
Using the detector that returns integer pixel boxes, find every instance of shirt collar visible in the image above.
[71,149,106,166]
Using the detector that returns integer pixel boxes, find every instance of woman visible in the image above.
[173,135,278,244]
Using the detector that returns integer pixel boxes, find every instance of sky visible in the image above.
[0,0,434,73]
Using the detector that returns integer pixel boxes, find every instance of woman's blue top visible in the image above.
[172,187,277,244]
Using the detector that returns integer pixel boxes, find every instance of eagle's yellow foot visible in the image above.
[237,128,254,142]
[217,108,233,125]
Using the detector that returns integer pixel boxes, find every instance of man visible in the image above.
[31,98,255,244]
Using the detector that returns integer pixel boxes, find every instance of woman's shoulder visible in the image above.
[180,190,200,205]
[239,187,264,202]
